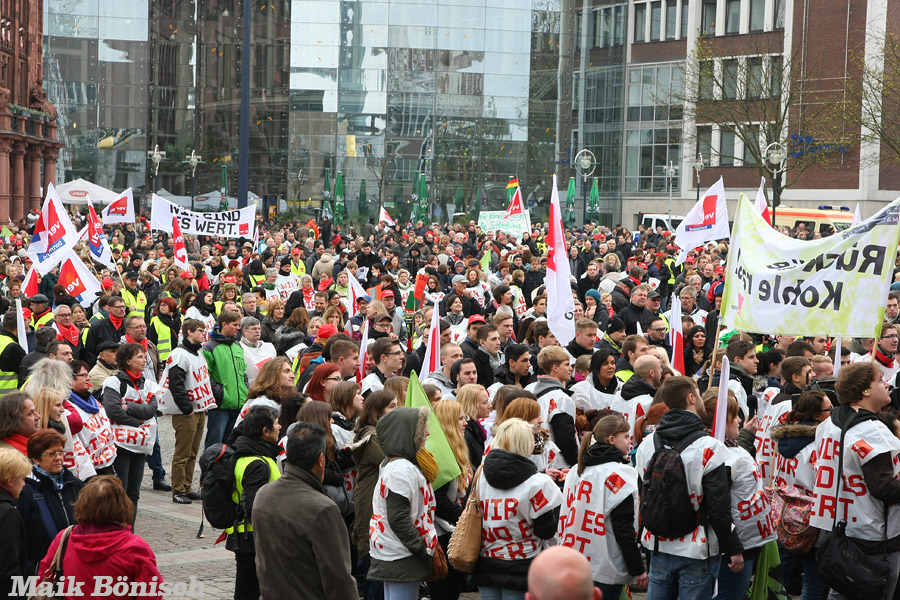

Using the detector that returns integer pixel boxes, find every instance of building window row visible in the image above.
[696,122,771,167]
[698,54,782,101]
[634,0,689,43]
[576,4,626,50]
[700,0,784,37]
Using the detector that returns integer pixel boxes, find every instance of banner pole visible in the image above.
[706,321,724,392]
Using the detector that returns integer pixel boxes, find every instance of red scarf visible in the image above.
[1,433,28,454]
[109,314,124,331]
[125,334,148,352]
[875,348,895,369]
[56,322,80,346]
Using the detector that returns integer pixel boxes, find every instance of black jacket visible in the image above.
[84,316,126,366]
[0,330,25,384]
[471,347,495,389]
[565,339,593,363]
[464,417,487,469]
[647,409,741,556]
[15,467,85,575]
[620,373,656,402]
[494,365,533,389]
[402,343,427,378]
[165,340,204,414]
[0,487,26,597]
[577,275,602,304]
[18,346,47,387]
[529,377,579,467]
[618,302,655,336]
[473,449,560,591]
[226,432,282,553]
[611,286,631,314]
[459,336,480,360]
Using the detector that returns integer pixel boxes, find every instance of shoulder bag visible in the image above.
[29,525,74,600]
[447,465,483,573]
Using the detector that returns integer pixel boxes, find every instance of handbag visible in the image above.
[427,539,449,582]
[817,415,893,600]
[447,465,484,573]
[29,526,74,600]
[764,443,819,554]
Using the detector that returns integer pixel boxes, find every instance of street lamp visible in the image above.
[183,150,203,212]
[765,141,787,226]
[574,148,596,223]
[147,144,166,195]
[692,154,705,202]
[664,161,679,227]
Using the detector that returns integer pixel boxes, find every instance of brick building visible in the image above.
[0,0,61,223]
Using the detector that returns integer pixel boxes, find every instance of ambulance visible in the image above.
[772,205,854,236]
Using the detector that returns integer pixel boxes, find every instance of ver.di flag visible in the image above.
[28,183,81,275]
[15,299,28,352]
[406,372,462,489]
[172,215,190,271]
[753,177,771,226]
[22,265,39,298]
[673,176,729,266]
[101,187,135,224]
[57,249,102,308]
[668,295,684,375]
[419,304,441,380]
[545,174,576,347]
[503,185,524,219]
[379,206,396,227]
[84,202,115,270]
[721,195,900,337]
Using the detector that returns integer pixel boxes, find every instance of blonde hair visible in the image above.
[433,400,471,487]
[491,418,534,458]
[32,388,65,431]
[383,377,409,407]
[0,448,31,483]
[457,383,486,421]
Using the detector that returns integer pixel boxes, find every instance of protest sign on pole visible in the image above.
[721,195,900,337]
[84,203,116,270]
[477,210,531,239]
[151,194,256,239]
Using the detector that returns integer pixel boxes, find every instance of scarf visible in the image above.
[416,447,438,484]
[48,418,66,435]
[1,433,28,454]
[125,334,148,352]
[56,321,80,346]
[69,390,100,415]
[108,314,124,331]
[125,369,143,385]
[875,348,895,368]
[34,465,65,491]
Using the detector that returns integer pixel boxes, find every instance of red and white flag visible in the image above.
[357,321,369,384]
[503,186,524,219]
[22,265,39,298]
[674,176,729,266]
[101,187,135,224]
[348,271,369,317]
[668,295,685,375]
[379,206,396,226]
[27,183,80,275]
[712,355,730,442]
[753,177,771,226]
[545,174,576,347]
[14,299,28,352]
[83,203,116,270]
[57,249,102,308]
[420,305,441,380]
[172,216,190,271]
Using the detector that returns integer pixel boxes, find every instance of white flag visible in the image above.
[348,271,369,317]
[674,176,730,266]
[101,187,135,224]
[833,336,843,377]
[27,183,81,275]
[57,249,102,308]
[545,174,576,346]
[15,299,28,352]
[712,356,730,442]
[379,206,396,227]
[420,305,441,380]
[852,204,861,226]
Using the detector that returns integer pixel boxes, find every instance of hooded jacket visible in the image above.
[770,421,818,495]
[16,467,85,575]
[202,331,249,411]
[368,406,434,582]
[473,449,562,591]
[38,523,163,600]
[226,431,283,553]
[526,376,579,467]
[351,426,386,556]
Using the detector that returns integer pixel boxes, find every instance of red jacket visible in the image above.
[39,524,163,599]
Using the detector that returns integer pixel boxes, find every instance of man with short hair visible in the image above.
[310,291,329,319]
[121,315,161,383]
[472,324,502,388]
[526,346,578,468]
[423,342,463,397]
[239,316,276,386]
[665,286,708,326]
[252,422,358,599]
[612,354,661,438]
[120,271,148,319]
[47,340,73,363]
[450,357,479,398]
[804,336,829,355]
[50,304,82,360]
[854,322,900,384]
[646,317,672,355]
[887,291,900,325]
[493,311,516,353]
[615,334,651,383]
[635,376,742,599]
[786,340,816,359]
[241,292,263,321]
[203,311,249,448]
[84,296,128,366]
[565,318,597,365]
[88,340,120,386]
[362,337,404,397]
[810,354,834,380]
[159,319,216,504]
[329,339,360,380]
[526,545,602,600]
[492,343,533,391]
[0,391,40,454]
[619,284,655,335]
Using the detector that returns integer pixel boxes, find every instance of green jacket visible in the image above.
[202,331,248,410]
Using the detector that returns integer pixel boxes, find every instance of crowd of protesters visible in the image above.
[0,208,900,600]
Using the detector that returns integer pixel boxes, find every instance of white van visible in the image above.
[637,213,685,233]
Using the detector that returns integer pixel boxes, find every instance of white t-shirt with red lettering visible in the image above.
[754,400,791,482]
[558,461,638,585]
[370,458,438,561]
[724,446,776,550]
[477,470,562,561]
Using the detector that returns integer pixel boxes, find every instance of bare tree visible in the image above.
[364,141,397,209]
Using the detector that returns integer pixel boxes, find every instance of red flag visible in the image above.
[545,175,575,346]
[669,295,685,375]
[503,186,524,219]
[172,216,190,270]
[22,266,39,298]
[357,321,369,384]
[413,272,428,301]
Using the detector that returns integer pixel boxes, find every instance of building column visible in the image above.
[28,146,43,212]
[42,147,58,201]
[0,140,12,224]
[10,142,25,222]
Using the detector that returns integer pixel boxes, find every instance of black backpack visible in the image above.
[640,430,706,540]
[198,443,238,529]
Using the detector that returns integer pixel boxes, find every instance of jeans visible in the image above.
[355,555,384,600]
[233,551,259,600]
[715,555,756,600]
[382,581,418,600]
[113,447,145,519]
[780,547,826,600]
[647,552,719,600]
[146,424,166,482]
[171,412,206,494]
[478,587,525,600]
[205,408,239,449]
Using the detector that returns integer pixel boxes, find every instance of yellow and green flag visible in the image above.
[407,372,462,489]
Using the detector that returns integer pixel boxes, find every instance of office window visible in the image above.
[750,0,765,31]
[702,0,717,36]
[651,2,662,41]
[697,126,713,164]
[743,124,760,164]
[723,59,739,99]
[770,55,783,96]
[774,0,785,29]
[635,3,647,42]
[666,1,677,39]
[699,60,715,100]
[681,0,690,38]
[720,128,736,165]
[747,57,764,98]
[615,5,626,45]
[726,0,741,34]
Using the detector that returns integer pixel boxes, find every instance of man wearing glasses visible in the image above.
[362,337,404,398]
[855,322,900,384]
[646,317,672,356]
[84,296,128,366]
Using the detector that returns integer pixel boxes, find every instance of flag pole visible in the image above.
[705,321,724,392]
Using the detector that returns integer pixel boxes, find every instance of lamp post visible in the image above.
[574,148,596,224]
[661,161,679,227]
[692,154,705,202]
[147,144,166,195]
[184,150,202,212]
[765,142,787,227]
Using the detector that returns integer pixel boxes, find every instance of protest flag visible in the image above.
[674,177,729,266]
[101,187,135,224]
[669,295,685,375]
[546,174,576,347]
[833,336,843,377]
[503,186,524,220]
[712,356,731,442]
[28,183,80,274]
[348,272,369,316]
[406,372,462,489]
[15,299,28,352]
[357,321,369,384]
[420,305,441,380]
[57,250,102,308]
[172,215,190,271]
[852,204,861,226]
[22,265,39,298]
[85,203,115,270]
[379,206,396,226]
[753,177,771,226]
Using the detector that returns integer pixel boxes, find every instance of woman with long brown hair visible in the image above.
[329,381,364,447]
[235,357,300,428]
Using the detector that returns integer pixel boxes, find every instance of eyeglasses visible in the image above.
[325,376,343,382]
[883,335,899,340]
[649,327,666,332]
[128,325,147,330]
[75,372,90,378]
[41,450,65,458]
